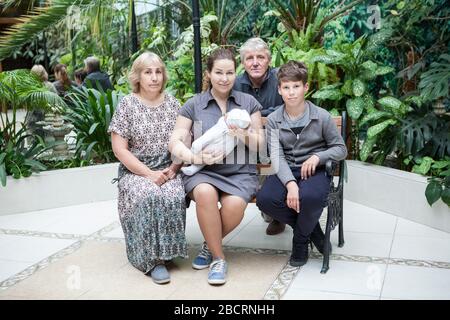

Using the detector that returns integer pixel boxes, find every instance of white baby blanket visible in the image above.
[181,108,251,176]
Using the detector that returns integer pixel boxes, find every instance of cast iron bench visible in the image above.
[250,112,347,273]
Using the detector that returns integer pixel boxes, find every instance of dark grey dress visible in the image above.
[179,89,262,203]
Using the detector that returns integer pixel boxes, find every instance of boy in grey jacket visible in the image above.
[256,60,347,267]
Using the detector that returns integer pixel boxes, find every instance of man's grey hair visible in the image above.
[239,37,271,62]
[84,56,100,73]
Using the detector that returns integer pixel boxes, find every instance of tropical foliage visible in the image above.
[0,69,66,186]
[0,0,449,208]
[64,86,123,163]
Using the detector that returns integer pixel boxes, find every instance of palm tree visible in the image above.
[0,69,67,186]
[0,69,66,145]
[0,0,136,61]
[165,0,257,45]
[269,0,366,46]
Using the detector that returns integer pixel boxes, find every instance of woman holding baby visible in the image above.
[169,48,264,285]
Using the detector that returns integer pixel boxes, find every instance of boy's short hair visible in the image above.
[277,60,308,85]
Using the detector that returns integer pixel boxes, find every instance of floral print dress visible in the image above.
[108,93,188,274]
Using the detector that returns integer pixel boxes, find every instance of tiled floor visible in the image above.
[0,199,449,300]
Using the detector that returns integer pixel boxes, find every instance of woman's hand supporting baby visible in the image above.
[191,150,225,165]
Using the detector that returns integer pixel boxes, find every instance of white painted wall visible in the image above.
[0,163,119,216]
[344,160,450,233]
[2,160,449,234]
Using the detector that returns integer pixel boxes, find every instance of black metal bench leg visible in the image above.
[321,212,332,274]
[338,202,345,248]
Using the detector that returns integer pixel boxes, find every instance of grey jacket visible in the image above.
[266,101,347,186]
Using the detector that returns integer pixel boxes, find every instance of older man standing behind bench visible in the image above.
[233,37,286,236]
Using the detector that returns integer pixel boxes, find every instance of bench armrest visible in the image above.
[325,159,338,177]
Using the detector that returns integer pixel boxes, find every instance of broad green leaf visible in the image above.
[445,176,450,187]
[311,55,335,64]
[22,170,32,178]
[346,97,365,119]
[378,96,402,110]
[367,119,397,138]
[376,66,395,75]
[360,70,378,81]
[341,80,353,95]
[412,157,434,175]
[351,42,362,59]
[84,141,98,161]
[23,159,47,171]
[312,89,343,101]
[89,123,100,135]
[12,168,21,179]
[352,79,365,97]
[312,50,345,64]
[404,95,423,107]
[432,160,450,170]
[425,181,442,206]
[403,156,413,166]
[0,163,6,187]
[320,83,342,90]
[325,49,346,60]
[329,108,340,116]
[442,187,450,206]
[360,137,376,162]
[359,111,391,127]
[363,94,375,111]
[361,61,377,73]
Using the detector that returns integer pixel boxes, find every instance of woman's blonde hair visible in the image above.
[31,64,48,82]
[128,51,168,93]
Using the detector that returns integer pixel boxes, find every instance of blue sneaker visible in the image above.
[192,242,212,270]
[150,264,170,284]
[208,258,228,285]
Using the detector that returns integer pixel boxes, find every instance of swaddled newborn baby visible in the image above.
[181,108,251,176]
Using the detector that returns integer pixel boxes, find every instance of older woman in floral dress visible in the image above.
[108,52,187,284]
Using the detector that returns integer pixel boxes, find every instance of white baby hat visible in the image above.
[225,109,251,129]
